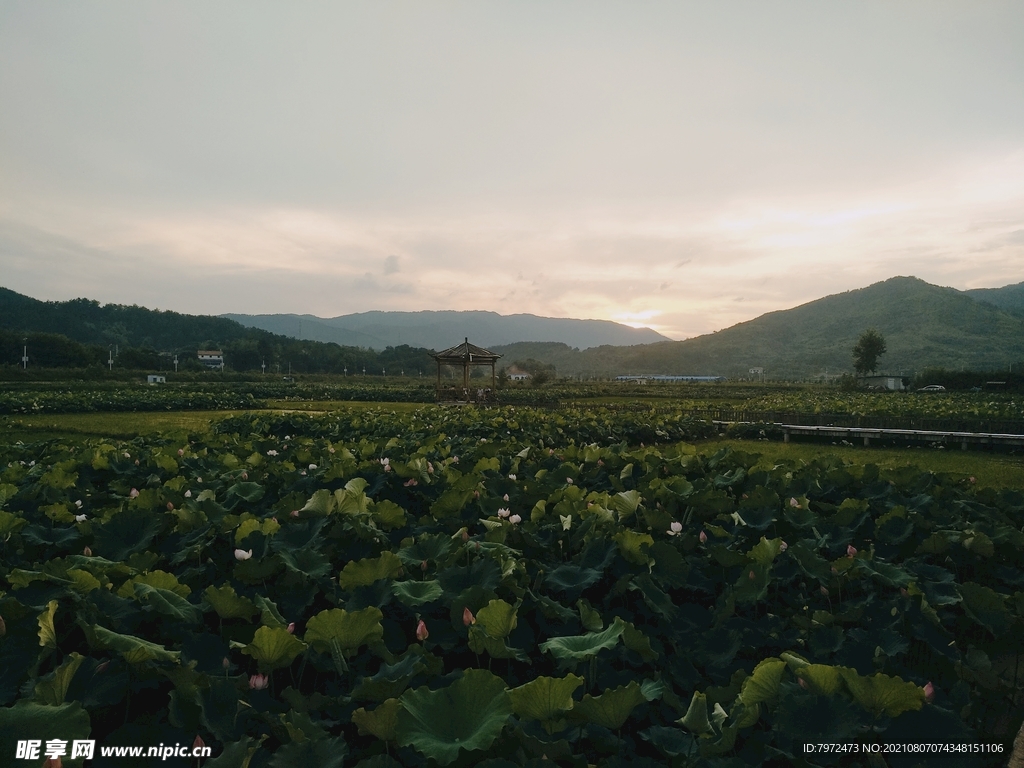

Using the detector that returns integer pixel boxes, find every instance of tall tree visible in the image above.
[853,329,887,375]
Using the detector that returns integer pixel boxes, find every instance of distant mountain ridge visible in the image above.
[222,310,669,351]
[493,277,1024,378]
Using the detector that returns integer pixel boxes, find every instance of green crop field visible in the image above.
[0,399,1022,766]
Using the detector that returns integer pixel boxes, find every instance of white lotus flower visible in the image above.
[234,549,253,561]
[509,514,522,524]
[497,508,511,518]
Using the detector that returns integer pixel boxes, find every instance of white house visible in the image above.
[197,350,224,370]
[147,375,166,384]
[506,366,531,381]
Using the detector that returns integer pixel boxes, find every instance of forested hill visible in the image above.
[496,277,1024,378]
[0,287,435,373]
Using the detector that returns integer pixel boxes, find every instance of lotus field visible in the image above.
[0,406,1021,766]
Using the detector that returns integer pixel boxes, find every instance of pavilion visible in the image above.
[431,338,502,403]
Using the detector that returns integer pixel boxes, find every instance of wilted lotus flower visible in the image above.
[129,488,139,498]
[699,530,708,544]
[249,673,269,690]
[847,545,857,558]
[497,508,510,518]
[923,681,935,703]
[779,540,788,552]
[667,522,682,536]
[509,514,522,524]
[463,607,476,626]
[234,549,253,561]
[416,620,429,642]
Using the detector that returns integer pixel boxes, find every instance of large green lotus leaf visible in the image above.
[33,652,85,705]
[392,579,444,607]
[267,736,348,768]
[787,542,832,582]
[853,558,912,588]
[352,647,439,701]
[0,508,27,536]
[837,668,925,718]
[132,583,202,623]
[242,625,307,671]
[733,562,771,604]
[204,735,263,768]
[398,533,454,567]
[640,726,699,759]
[370,499,407,530]
[959,581,1011,635]
[539,618,625,664]
[570,680,645,730]
[396,668,513,765]
[621,622,659,662]
[277,547,332,579]
[613,530,654,564]
[91,625,181,664]
[475,599,518,639]
[631,573,678,619]
[93,506,165,561]
[305,606,384,656]
[467,626,530,662]
[204,584,259,620]
[0,701,91,767]
[576,599,603,632]
[335,480,371,516]
[227,481,265,503]
[352,698,402,741]
[797,664,843,696]
[253,594,288,628]
[338,552,402,590]
[609,490,642,519]
[38,599,58,649]
[738,658,786,706]
[543,564,602,594]
[301,489,334,515]
[117,570,191,598]
[509,674,584,722]
[679,691,714,735]
[746,536,785,567]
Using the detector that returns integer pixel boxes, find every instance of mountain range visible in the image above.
[2,276,1023,377]
[221,310,668,350]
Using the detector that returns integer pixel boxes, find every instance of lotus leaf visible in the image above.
[508,674,584,723]
[352,698,402,741]
[338,551,402,590]
[204,584,259,620]
[242,625,307,671]
[91,625,181,664]
[304,606,384,656]
[570,680,646,730]
[395,668,513,765]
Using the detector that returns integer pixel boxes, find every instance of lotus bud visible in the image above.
[286,622,295,634]
[748,570,756,580]
[96,661,109,674]
[416,620,429,642]
[779,540,788,552]
[420,559,428,572]
[129,488,139,498]
[0,614,5,636]
[510,514,522,524]
[566,478,573,484]
[135,459,140,465]
[42,756,62,768]
[192,735,206,751]
[699,530,707,544]
[789,497,799,508]
[241,472,248,480]
[290,509,300,518]
[798,677,808,690]
[83,546,92,557]
[923,681,935,703]
[222,657,230,670]
[847,545,857,558]
[249,673,269,690]
[461,529,470,542]
[503,493,509,502]
[234,549,253,561]
[820,586,829,597]
[166,502,174,511]
[900,587,909,597]
[463,607,476,626]
[473,490,479,498]
[308,464,317,470]
[185,490,192,498]
[178,448,184,456]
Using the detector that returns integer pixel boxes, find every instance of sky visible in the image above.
[1,2,1023,340]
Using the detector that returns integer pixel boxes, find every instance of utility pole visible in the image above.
[22,341,28,370]
[173,355,178,373]
[108,347,113,371]
[261,359,266,375]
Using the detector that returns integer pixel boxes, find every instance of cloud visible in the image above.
[383,254,400,274]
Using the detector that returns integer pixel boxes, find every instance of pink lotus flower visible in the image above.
[509,514,522,524]
[699,530,707,544]
[249,673,269,690]
[508,473,516,480]
[968,476,976,484]
[497,508,510,518]
[234,549,253,561]
[329,447,335,454]
[129,488,139,498]
[416,620,429,642]
[923,681,935,703]
[286,622,295,634]
[178,448,185,456]
[308,463,317,470]
[451,455,459,463]
[667,522,682,537]
[847,545,857,558]
[463,607,476,626]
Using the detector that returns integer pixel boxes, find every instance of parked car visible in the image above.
[918,384,946,391]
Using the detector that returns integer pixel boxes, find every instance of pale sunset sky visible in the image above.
[1,2,1022,339]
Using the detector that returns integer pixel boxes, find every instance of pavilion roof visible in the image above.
[431,338,502,364]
